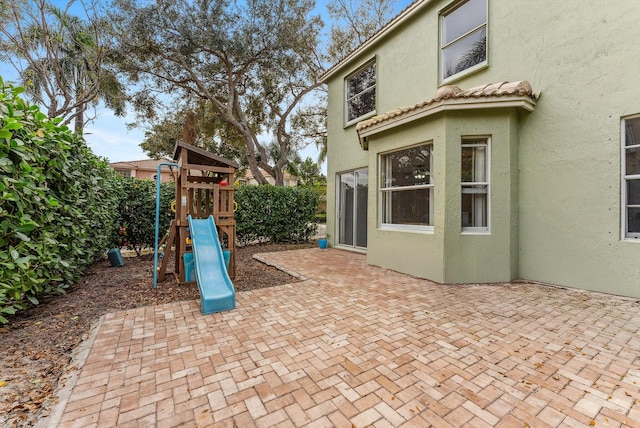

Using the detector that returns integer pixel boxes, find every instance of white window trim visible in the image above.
[378,143,435,232]
[622,115,640,240]
[441,61,488,86]
[439,0,489,84]
[380,223,434,233]
[461,136,490,234]
[344,58,377,127]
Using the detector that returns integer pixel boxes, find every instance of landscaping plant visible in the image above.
[117,178,174,256]
[235,185,319,245]
[0,78,122,323]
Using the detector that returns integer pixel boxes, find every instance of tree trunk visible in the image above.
[273,166,284,186]
[247,157,268,185]
[243,136,269,185]
[74,106,84,135]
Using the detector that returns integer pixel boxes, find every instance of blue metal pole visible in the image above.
[154,162,179,289]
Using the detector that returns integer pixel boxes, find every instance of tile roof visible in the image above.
[110,159,172,170]
[356,81,536,134]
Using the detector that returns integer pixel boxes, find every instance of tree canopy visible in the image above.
[139,100,248,172]
[0,0,126,133]
[110,0,325,185]
[289,156,326,187]
[327,0,396,62]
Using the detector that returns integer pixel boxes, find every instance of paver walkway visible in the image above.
[52,249,640,427]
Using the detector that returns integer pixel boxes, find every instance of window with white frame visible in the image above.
[380,144,433,229]
[345,59,376,124]
[115,168,132,178]
[623,116,640,239]
[461,138,489,231]
[441,0,487,81]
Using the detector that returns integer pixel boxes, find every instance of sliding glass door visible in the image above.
[337,169,368,249]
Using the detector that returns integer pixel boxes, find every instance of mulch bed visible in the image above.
[0,242,314,427]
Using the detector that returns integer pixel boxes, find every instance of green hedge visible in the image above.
[117,179,174,255]
[0,79,123,322]
[235,185,319,245]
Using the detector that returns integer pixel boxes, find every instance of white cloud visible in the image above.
[83,110,147,162]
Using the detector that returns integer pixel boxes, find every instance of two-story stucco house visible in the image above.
[321,0,640,298]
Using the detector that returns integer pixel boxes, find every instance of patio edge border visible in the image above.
[35,314,106,428]
[253,253,309,282]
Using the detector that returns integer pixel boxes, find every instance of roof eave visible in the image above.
[357,95,537,149]
[319,0,432,83]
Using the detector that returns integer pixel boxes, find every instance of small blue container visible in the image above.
[107,248,125,267]
[318,239,328,249]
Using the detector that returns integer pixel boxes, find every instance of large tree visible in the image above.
[110,0,324,185]
[140,100,248,171]
[270,0,397,167]
[326,0,396,62]
[0,0,126,133]
[297,0,396,164]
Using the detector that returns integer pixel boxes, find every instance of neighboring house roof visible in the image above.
[320,0,427,82]
[110,159,172,170]
[356,81,538,149]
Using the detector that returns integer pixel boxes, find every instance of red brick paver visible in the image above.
[54,249,640,427]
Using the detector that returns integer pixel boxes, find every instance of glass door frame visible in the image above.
[336,168,368,250]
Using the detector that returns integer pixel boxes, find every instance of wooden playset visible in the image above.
[157,141,238,283]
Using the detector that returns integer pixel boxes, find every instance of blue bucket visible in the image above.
[107,248,125,267]
[318,239,328,249]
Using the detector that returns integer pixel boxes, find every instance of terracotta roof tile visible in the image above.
[110,159,172,170]
[356,81,536,133]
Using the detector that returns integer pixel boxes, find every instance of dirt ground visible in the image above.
[0,242,315,427]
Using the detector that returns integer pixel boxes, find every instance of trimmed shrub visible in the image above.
[117,179,175,255]
[0,78,123,322]
[235,185,319,245]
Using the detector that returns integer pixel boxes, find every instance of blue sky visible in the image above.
[1,0,413,166]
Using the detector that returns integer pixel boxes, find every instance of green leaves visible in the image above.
[0,78,124,323]
[235,185,319,245]
[117,179,174,256]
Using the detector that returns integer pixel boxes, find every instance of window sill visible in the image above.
[379,224,434,234]
[344,110,377,129]
[461,229,490,235]
[440,61,488,87]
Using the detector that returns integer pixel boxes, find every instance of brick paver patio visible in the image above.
[52,249,640,427]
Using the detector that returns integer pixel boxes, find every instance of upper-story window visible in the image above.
[441,0,487,82]
[345,59,376,125]
[623,116,640,239]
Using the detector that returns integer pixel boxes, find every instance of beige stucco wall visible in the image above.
[134,169,175,183]
[492,2,640,297]
[325,0,640,297]
[441,110,519,283]
[363,108,521,284]
[366,118,447,282]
